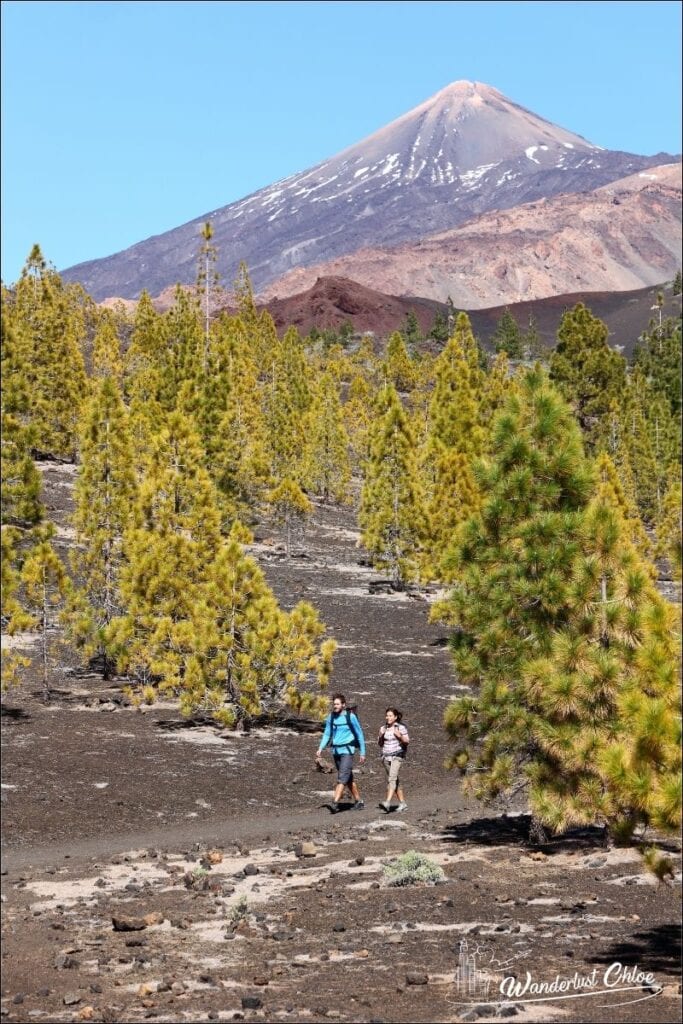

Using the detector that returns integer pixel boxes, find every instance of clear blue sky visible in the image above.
[2,0,681,284]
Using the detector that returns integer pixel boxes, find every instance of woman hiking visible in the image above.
[378,707,409,812]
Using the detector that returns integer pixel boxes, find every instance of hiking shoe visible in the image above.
[353,800,365,810]
[395,802,408,812]
[330,802,341,814]
[379,800,391,812]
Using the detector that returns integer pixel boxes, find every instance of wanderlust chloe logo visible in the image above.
[451,941,661,1009]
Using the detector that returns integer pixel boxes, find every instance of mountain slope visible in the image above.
[60,81,677,301]
[258,163,682,308]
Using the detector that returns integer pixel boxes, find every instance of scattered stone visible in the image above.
[12,995,24,1005]
[77,1008,95,1021]
[89,984,103,994]
[206,849,223,864]
[498,1004,519,1017]
[332,922,346,933]
[37,988,51,997]
[472,1004,496,1016]
[55,953,80,969]
[112,915,147,932]
[241,995,263,1010]
[143,911,164,926]
[386,934,403,945]
[244,863,259,876]
[298,841,318,858]
[253,976,269,986]
[406,972,428,986]
[63,992,82,1006]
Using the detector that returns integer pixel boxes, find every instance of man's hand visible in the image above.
[359,755,366,764]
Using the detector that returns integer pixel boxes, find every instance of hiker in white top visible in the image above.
[378,707,409,812]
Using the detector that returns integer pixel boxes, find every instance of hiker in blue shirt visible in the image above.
[315,693,366,813]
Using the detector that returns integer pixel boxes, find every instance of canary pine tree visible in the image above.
[440,368,593,798]
[265,327,312,485]
[343,373,374,472]
[550,303,626,450]
[1,313,43,530]
[492,308,524,358]
[8,246,87,459]
[523,493,680,854]
[91,311,124,384]
[20,534,70,694]
[593,452,653,564]
[266,478,313,556]
[124,291,168,469]
[384,331,418,391]
[359,385,425,584]
[481,351,518,437]
[67,376,138,676]
[196,221,219,368]
[109,411,222,695]
[621,377,659,522]
[201,527,335,724]
[424,450,480,582]
[421,318,485,578]
[303,372,351,503]
[656,475,682,584]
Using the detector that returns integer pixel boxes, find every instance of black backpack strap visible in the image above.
[345,710,361,750]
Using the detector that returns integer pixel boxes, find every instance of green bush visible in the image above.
[382,850,445,887]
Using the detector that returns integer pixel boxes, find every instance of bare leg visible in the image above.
[350,780,361,802]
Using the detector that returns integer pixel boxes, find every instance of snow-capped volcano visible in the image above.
[61,80,676,301]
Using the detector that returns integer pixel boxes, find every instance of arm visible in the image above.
[316,716,331,757]
[351,713,366,758]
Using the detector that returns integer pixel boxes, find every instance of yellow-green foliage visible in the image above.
[656,473,682,583]
[91,311,124,384]
[303,373,351,503]
[593,452,654,567]
[202,531,336,722]
[359,384,425,584]
[343,373,375,471]
[20,532,70,689]
[5,246,87,459]
[267,478,313,555]
[66,376,138,674]
[383,331,418,392]
[522,493,681,846]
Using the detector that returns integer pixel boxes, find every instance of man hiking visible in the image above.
[315,693,366,813]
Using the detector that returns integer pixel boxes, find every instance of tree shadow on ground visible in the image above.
[0,704,31,721]
[155,714,323,734]
[584,924,682,977]
[439,814,608,851]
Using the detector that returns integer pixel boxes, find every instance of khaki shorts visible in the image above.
[383,756,403,787]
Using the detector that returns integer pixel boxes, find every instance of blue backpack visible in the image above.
[328,706,362,751]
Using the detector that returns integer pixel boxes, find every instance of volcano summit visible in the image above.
[61,81,676,301]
